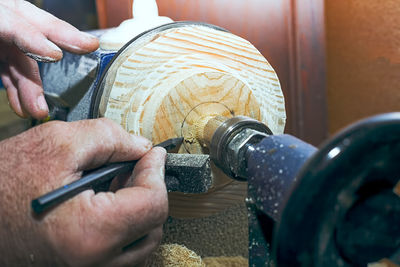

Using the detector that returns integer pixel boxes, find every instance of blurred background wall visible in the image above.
[326,0,400,133]
[29,0,98,30]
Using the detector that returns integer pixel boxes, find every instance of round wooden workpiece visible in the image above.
[98,23,286,218]
[153,72,260,154]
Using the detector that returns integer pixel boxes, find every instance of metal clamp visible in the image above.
[210,116,272,180]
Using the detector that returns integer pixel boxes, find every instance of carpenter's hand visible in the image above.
[0,0,99,119]
[0,118,168,266]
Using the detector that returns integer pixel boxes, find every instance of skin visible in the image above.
[0,0,99,119]
[0,2,168,265]
[0,118,169,266]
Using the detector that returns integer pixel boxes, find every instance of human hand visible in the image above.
[0,0,99,120]
[0,118,168,266]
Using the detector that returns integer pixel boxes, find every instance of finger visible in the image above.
[64,118,152,171]
[106,227,163,267]
[0,4,63,62]
[0,65,28,117]
[19,1,99,54]
[87,147,167,247]
[7,48,49,119]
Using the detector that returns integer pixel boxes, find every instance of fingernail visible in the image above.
[25,52,58,63]
[37,95,48,112]
[45,39,62,53]
[133,135,152,150]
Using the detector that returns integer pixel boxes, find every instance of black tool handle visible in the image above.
[31,161,137,214]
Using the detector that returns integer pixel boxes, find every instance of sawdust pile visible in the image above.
[148,204,249,266]
[147,244,249,267]
[162,203,248,257]
[147,244,205,267]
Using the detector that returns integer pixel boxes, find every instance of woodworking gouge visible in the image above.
[32,137,211,214]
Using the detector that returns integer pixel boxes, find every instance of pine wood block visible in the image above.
[99,24,286,218]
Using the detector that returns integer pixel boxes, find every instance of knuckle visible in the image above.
[95,118,130,153]
[95,117,122,141]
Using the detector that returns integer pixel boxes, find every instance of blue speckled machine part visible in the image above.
[247,134,317,221]
[245,134,317,266]
[39,29,115,121]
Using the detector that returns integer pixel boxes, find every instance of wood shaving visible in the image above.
[147,244,205,267]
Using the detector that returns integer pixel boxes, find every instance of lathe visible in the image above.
[37,3,400,266]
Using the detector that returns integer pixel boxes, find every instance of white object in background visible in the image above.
[99,0,173,50]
